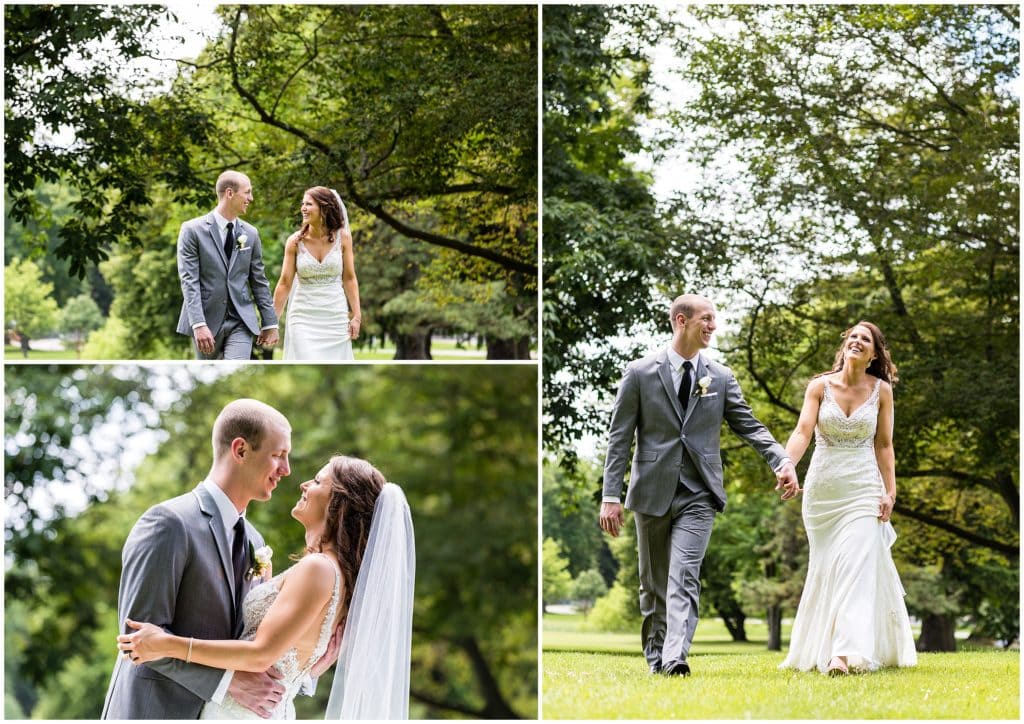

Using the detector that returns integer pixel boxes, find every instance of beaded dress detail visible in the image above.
[200,556,341,719]
[283,238,353,360]
[781,378,917,673]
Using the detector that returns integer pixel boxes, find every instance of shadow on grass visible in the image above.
[547,646,780,657]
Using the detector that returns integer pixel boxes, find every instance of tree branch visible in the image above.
[225,7,536,276]
[896,504,1018,558]
[744,291,801,416]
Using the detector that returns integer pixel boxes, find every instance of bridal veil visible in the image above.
[325,483,415,720]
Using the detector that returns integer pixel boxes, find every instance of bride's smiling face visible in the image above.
[292,465,333,526]
[844,325,876,365]
[300,194,322,227]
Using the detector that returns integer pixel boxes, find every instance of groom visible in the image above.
[600,294,799,677]
[102,399,292,719]
[176,170,279,359]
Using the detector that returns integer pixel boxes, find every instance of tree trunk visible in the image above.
[917,613,957,652]
[720,609,748,643]
[393,330,432,360]
[766,605,782,651]
[486,335,531,360]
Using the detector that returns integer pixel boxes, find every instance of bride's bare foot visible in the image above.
[826,656,849,676]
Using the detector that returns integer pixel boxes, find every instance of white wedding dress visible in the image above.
[200,555,341,719]
[283,239,354,361]
[780,378,917,673]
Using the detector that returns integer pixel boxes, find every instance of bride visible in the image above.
[778,321,917,675]
[273,187,362,360]
[118,456,415,719]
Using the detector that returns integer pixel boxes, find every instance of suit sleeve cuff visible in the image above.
[260,324,279,331]
[210,669,234,704]
[773,458,793,473]
[602,496,622,504]
[192,322,208,330]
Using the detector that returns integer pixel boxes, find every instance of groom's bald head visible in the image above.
[215,170,250,199]
[212,399,290,460]
[670,294,714,331]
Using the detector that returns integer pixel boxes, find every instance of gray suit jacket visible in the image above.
[175,213,278,337]
[603,349,786,515]
[101,484,265,719]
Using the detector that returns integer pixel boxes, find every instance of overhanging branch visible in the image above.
[225,7,536,276]
[896,504,1018,558]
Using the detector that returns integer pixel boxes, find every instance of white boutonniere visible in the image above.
[246,544,272,580]
[695,375,713,397]
[236,234,249,251]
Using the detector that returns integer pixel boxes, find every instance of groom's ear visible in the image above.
[230,437,247,460]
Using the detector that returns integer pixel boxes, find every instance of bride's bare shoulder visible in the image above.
[281,553,336,597]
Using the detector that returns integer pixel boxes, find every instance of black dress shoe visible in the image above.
[649,662,663,675]
[663,660,691,677]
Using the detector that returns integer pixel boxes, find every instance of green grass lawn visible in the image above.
[5,339,501,361]
[4,346,74,360]
[543,614,1020,719]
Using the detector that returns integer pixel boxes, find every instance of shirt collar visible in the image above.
[667,346,700,372]
[211,210,235,233]
[202,478,245,534]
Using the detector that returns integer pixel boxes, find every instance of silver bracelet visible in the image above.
[186,637,194,664]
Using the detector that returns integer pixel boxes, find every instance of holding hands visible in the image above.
[775,461,801,500]
[257,328,280,348]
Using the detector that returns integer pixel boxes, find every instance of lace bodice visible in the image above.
[295,240,343,287]
[204,555,340,719]
[814,378,881,449]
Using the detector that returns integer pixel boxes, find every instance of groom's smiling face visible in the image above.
[680,301,717,350]
[241,422,291,501]
[225,177,254,217]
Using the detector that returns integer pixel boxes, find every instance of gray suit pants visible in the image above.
[635,483,716,669]
[193,316,254,360]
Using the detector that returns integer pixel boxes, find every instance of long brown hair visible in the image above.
[298,186,345,243]
[819,320,899,385]
[306,455,386,614]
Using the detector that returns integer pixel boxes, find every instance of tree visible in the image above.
[542,538,573,613]
[570,569,608,619]
[542,5,692,459]
[4,257,59,339]
[4,4,214,277]
[59,294,105,357]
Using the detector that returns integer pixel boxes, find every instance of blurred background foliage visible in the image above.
[5,364,537,718]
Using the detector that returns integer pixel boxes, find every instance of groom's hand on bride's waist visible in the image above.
[228,667,285,719]
[309,623,343,677]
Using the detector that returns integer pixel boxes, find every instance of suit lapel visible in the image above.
[657,350,685,425]
[204,213,230,269]
[193,484,236,605]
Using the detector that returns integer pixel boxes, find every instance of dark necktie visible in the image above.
[678,360,693,414]
[231,517,248,624]
[224,222,235,262]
